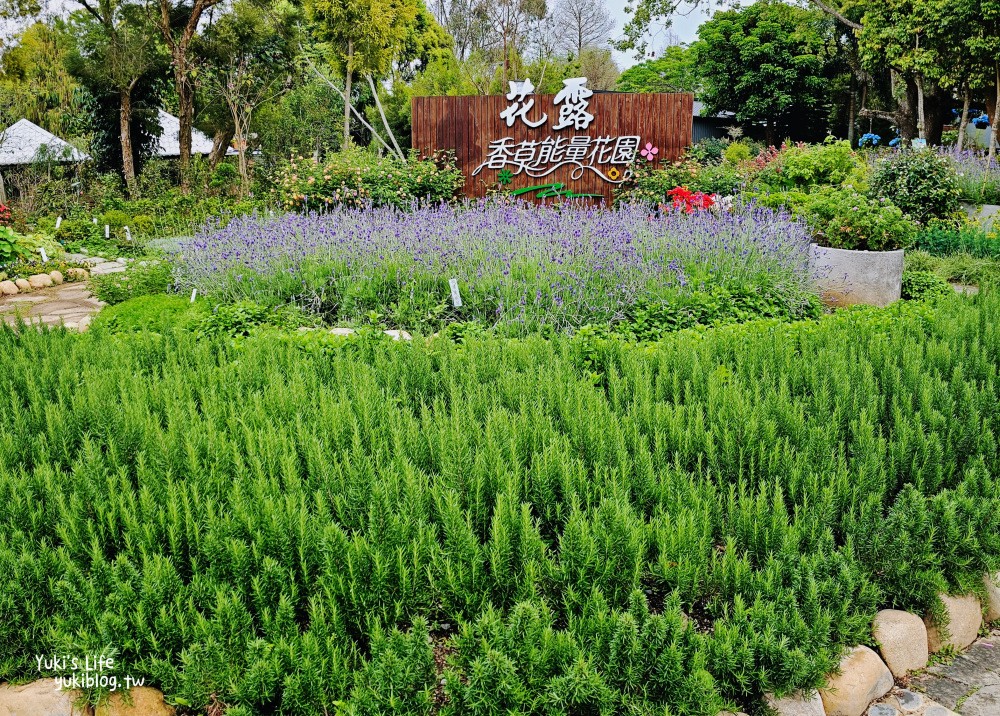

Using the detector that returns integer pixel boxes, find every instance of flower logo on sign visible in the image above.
[497,168,514,185]
[607,168,621,180]
[640,143,659,161]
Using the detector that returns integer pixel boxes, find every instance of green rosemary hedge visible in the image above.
[2,294,1000,715]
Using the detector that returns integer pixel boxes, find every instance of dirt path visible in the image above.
[0,281,105,330]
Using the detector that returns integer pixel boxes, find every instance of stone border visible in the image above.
[0,269,89,296]
[767,573,1000,716]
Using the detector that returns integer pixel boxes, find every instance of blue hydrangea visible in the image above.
[859,132,881,148]
[889,137,901,147]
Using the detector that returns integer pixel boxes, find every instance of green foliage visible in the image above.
[3,294,1000,713]
[614,279,822,342]
[913,223,1000,258]
[615,45,701,94]
[694,0,838,142]
[901,270,953,301]
[90,260,173,305]
[796,187,917,251]
[195,301,318,339]
[0,226,31,266]
[722,142,752,166]
[54,218,102,250]
[870,151,962,224]
[274,147,464,209]
[210,162,240,192]
[615,160,743,206]
[91,294,209,333]
[686,138,729,165]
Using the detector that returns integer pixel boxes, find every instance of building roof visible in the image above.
[0,119,89,167]
[156,109,237,158]
[693,101,735,120]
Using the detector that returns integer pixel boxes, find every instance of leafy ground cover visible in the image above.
[173,200,818,334]
[2,292,1000,714]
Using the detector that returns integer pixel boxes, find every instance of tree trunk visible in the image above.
[173,51,195,191]
[958,89,970,152]
[990,65,999,162]
[847,77,856,146]
[208,128,235,170]
[915,75,926,140]
[120,88,137,197]
[923,85,947,146]
[343,40,354,148]
[0,171,6,205]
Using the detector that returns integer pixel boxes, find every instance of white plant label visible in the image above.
[190,289,198,303]
[449,278,462,308]
[39,247,48,263]
[92,217,97,224]
[124,226,132,242]
[104,225,110,238]
[55,216,62,229]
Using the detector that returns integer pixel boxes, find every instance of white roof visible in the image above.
[156,109,236,157]
[0,119,89,167]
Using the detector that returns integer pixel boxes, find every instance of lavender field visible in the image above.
[174,201,817,332]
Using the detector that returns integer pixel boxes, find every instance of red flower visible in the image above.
[666,186,717,213]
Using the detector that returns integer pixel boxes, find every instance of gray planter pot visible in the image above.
[810,244,904,307]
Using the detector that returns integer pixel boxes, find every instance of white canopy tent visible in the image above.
[0,119,89,167]
[155,109,236,158]
[0,119,89,203]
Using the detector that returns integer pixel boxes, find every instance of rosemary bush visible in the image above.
[2,292,1000,714]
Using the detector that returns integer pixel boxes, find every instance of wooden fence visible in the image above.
[412,93,693,203]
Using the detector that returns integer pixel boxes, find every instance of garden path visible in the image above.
[912,629,1000,715]
[0,281,104,330]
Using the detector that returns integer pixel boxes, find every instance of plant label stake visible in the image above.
[92,217,97,224]
[125,226,132,243]
[105,225,110,239]
[190,289,197,303]
[449,278,462,307]
[55,216,62,229]
[39,247,48,263]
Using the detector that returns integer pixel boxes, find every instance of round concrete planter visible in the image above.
[810,244,904,307]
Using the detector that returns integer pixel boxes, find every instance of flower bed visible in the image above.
[174,201,818,333]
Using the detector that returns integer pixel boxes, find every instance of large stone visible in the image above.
[14,279,31,292]
[94,687,173,716]
[384,329,412,341]
[764,691,826,716]
[48,271,63,285]
[28,274,53,289]
[0,280,18,295]
[925,594,982,652]
[0,678,88,715]
[65,268,89,282]
[985,573,1000,622]
[820,646,893,716]
[872,610,928,677]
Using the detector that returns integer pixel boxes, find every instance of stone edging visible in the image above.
[0,269,89,295]
[767,572,1000,716]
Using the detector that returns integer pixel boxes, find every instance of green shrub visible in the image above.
[90,260,173,305]
[210,162,240,192]
[274,147,464,210]
[779,140,859,189]
[195,301,318,339]
[722,141,752,165]
[131,214,155,237]
[615,160,743,205]
[4,294,1000,713]
[901,270,953,301]
[799,187,917,251]
[870,150,961,224]
[91,294,209,333]
[686,137,729,164]
[912,223,1000,258]
[54,218,102,250]
[0,226,31,266]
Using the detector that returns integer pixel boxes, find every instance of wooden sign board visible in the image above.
[412,87,693,203]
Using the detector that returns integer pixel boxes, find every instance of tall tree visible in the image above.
[551,0,613,59]
[149,0,226,188]
[197,1,298,193]
[694,0,838,143]
[615,44,699,93]
[66,4,163,194]
[304,0,425,146]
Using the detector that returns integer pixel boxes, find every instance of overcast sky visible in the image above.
[605,0,713,68]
